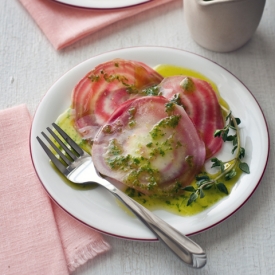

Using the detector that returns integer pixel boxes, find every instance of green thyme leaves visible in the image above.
[183,173,229,206]
[239,162,250,174]
[216,183,229,195]
[184,110,250,206]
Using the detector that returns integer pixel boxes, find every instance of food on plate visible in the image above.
[92,96,206,196]
[158,76,224,159]
[71,59,163,140]
[55,59,249,214]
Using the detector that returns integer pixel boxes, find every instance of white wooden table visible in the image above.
[1,0,275,274]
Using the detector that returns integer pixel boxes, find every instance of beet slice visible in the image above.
[158,76,224,159]
[71,59,163,140]
[92,96,206,196]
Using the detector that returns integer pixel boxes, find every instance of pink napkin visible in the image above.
[0,105,110,275]
[19,0,176,50]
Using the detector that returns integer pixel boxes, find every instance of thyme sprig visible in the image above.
[183,109,250,206]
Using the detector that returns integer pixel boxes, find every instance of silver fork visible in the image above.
[37,123,207,269]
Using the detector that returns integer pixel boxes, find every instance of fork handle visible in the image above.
[112,187,207,268]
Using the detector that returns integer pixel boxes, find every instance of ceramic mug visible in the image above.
[184,0,266,52]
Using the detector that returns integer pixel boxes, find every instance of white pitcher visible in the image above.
[184,0,266,52]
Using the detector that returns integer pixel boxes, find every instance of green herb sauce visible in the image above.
[125,169,241,216]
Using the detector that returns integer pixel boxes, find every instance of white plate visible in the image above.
[53,0,150,9]
[30,47,269,240]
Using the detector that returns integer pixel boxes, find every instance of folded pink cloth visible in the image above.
[19,0,176,50]
[0,105,110,275]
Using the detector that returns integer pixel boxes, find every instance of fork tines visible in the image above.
[37,123,84,173]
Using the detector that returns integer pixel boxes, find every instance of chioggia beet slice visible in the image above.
[158,76,224,159]
[71,59,163,140]
[92,96,206,196]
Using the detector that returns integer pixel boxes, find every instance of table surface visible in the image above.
[1,0,275,274]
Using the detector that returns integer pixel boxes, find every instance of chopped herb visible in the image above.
[142,85,160,96]
[185,155,194,168]
[180,77,195,92]
[170,93,184,107]
[176,141,183,148]
[173,181,182,193]
[106,139,122,156]
[150,126,164,140]
[146,142,153,148]
[88,75,100,82]
[128,107,136,119]
[102,125,112,134]
[149,115,181,140]
[126,187,136,198]
[165,101,175,113]
[165,94,184,114]
[128,120,136,127]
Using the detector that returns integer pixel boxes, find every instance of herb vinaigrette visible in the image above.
[56,64,242,216]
